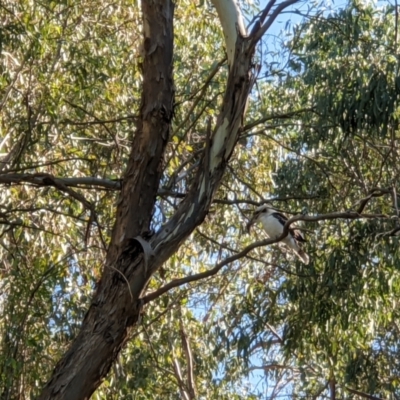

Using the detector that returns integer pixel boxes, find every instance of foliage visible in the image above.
[1,0,400,399]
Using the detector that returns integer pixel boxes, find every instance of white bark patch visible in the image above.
[187,204,195,218]
[199,177,206,200]
[143,17,151,38]
[225,115,241,155]
[211,0,246,69]
[209,118,230,171]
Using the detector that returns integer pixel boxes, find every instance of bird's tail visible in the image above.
[294,249,310,265]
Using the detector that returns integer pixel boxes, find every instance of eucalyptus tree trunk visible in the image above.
[38,0,298,398]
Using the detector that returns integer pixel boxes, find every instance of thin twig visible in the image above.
[0,158,94,174]
[352,187,392,214]
[143,211,390,304]
[345,387,385,400]
[172,354,190,400]
[0,173,121,190]
[180,320,196,399]
[242,108,314,132]
[250,0,300,46]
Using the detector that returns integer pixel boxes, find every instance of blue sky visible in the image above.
[206,0,390,398]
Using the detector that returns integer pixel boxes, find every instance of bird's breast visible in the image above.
[260,214,285,239]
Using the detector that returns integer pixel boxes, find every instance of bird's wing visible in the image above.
[272,212,306,243]
[271,211,288,225]
[291,229,307,243]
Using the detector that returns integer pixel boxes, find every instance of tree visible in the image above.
[2,0,400,399]
[0,0,301,398]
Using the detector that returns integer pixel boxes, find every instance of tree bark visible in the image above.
[37,0,294,397]
[38,0,175,397]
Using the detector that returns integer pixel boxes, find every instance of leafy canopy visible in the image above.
[1,0,400,399]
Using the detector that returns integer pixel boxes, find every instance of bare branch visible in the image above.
[143,210,390,304]
[0,220,62,237]
[242,108,314,132]
[377,226,400,237]
[249,364,298,372]
[159,191,321,205]
[175,58,225,132]
[265,322,284,344]
[251,1,276,34]
[395,0,398,51]
[392,186,399,217]
[144,237,277,304]
[0,173,121,190]
[213,195,322,206]
[17,174,92,209]
[180,322,196,400]
[172,356,190,400]
[250,0,300,46]
[59,115,136,126]
[2,174,321,208]
[329,378,336,400]
[352,188,392,214]
[0,158,94,173]
[345,387,386,400]
[0,172,109,249]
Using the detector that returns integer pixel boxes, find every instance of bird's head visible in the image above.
[246,203,273,232]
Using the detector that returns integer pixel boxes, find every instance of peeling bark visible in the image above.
[211,0,246,68]
[38,0,174,398]
[38,0,299,398]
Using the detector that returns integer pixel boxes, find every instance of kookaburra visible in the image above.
[247,204,310,265]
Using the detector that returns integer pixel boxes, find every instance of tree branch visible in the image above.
[38,0,176,395]
[172,356,190,400]
[212,195,321,206]
[242,108,314,133]
[59,114,136,126]
[249,364,299,372]
[250,0,300,46]
[0,157,93,174]
[345,387,385,400]
[2,174,321,209]
[0,173,121,190]
[352,187,392,214]
[254,1,276,32]
[211,0,246,68]
[180,321,196,399]
[143,210,390,304]
[144,237,278,304]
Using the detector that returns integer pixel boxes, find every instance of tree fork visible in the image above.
[38,0,175,397]
[38,0,300,398]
